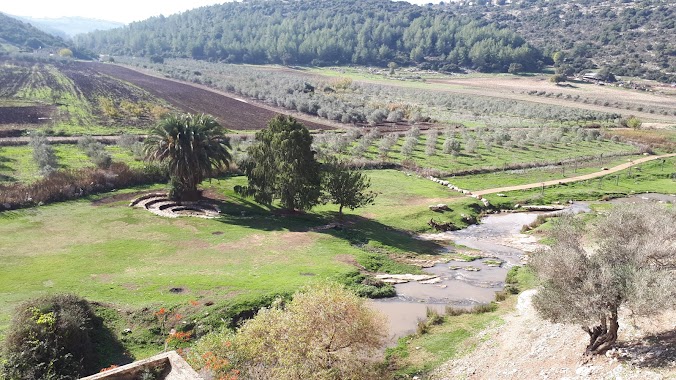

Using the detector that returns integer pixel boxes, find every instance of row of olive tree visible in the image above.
[311,124,616,162]
[120,58,619,127]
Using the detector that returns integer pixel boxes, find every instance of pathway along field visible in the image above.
[85,62,334,131]
[473,153,676,196]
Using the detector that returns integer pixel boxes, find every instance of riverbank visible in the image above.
[387,196,676,379]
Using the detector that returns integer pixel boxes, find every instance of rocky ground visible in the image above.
[429,290,676,380]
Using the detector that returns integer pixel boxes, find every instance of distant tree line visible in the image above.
[74,0,543,73]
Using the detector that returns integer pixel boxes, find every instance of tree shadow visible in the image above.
[212,198,444,255]
[615,329,676,369]
[88,309,135,373]
[0,155,14,174]
[0,173,16,182]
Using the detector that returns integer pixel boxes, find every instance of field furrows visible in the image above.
[87,62,334,130]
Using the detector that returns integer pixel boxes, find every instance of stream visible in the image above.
[371,203,592,345]
[372,194,674,344]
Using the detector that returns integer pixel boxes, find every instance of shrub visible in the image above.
[0,163,168,211]
[416,319,429,335]
[117,133,139,150]
[425,307,444,325]
[29,133,58,175]
[1,294,98,379]
[425,134,437,156]
[339,270,396,299]
[78,136,112,169]
[192,283,387,379]
[445,306,467,316]
[471,302,498,314]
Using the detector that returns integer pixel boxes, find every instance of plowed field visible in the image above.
[86,62,333,130]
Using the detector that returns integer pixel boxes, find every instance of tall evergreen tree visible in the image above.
[238,115,321,211]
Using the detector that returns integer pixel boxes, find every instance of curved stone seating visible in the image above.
[129,193,221,219]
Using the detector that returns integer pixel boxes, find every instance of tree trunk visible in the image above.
[583,307,619,355]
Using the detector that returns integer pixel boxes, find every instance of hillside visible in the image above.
[73,0,543,73]
[444,0,676,83]
[0,12,67,53]
[15,16,124,39]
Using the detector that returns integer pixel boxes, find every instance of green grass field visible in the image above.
[0,144,143,183]
[448,154,646,191]
[0,170,459,359]
[485,157,676,207]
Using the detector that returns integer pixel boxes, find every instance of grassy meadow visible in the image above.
[448,154,647,191]
[0,170,458,359]
[0,144,143,183]
[484,156,676,207]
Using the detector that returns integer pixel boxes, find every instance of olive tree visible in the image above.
[531,204,676,355]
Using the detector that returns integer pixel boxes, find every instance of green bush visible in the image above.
[338,270,396,299]
[471,302,498,314]
[2,294,99,379]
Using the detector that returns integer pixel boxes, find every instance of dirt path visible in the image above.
[473,153,676,196]
[430,290,675,380]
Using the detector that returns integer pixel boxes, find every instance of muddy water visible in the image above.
[372,204,591,345]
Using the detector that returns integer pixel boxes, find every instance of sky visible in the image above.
[0,0,433,24]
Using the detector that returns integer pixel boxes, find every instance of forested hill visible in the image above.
[0,13,67,52]
[444,0,676,82]
[73,0,542,73]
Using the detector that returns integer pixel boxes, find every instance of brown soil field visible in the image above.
[0,58,173,129]
[87,62,335,131]
[0,105,55,124]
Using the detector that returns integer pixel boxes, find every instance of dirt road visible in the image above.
[430,290,675,380]
[474,153,676,196]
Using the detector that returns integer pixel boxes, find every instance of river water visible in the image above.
[371,203,592,345]
[372,193,675,344]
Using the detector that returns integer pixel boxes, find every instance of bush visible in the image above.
[0,163,168,211]
[78,136,112,169]
[339,270,396,299]
[30,133,58,175]
[191,283,388,380]
[2,294,98,379]
[425,307,444,325]
[471,302,498,314]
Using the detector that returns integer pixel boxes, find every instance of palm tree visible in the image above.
[144,113,231,201]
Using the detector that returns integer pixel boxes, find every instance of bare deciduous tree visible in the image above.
[531,204,676,355]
